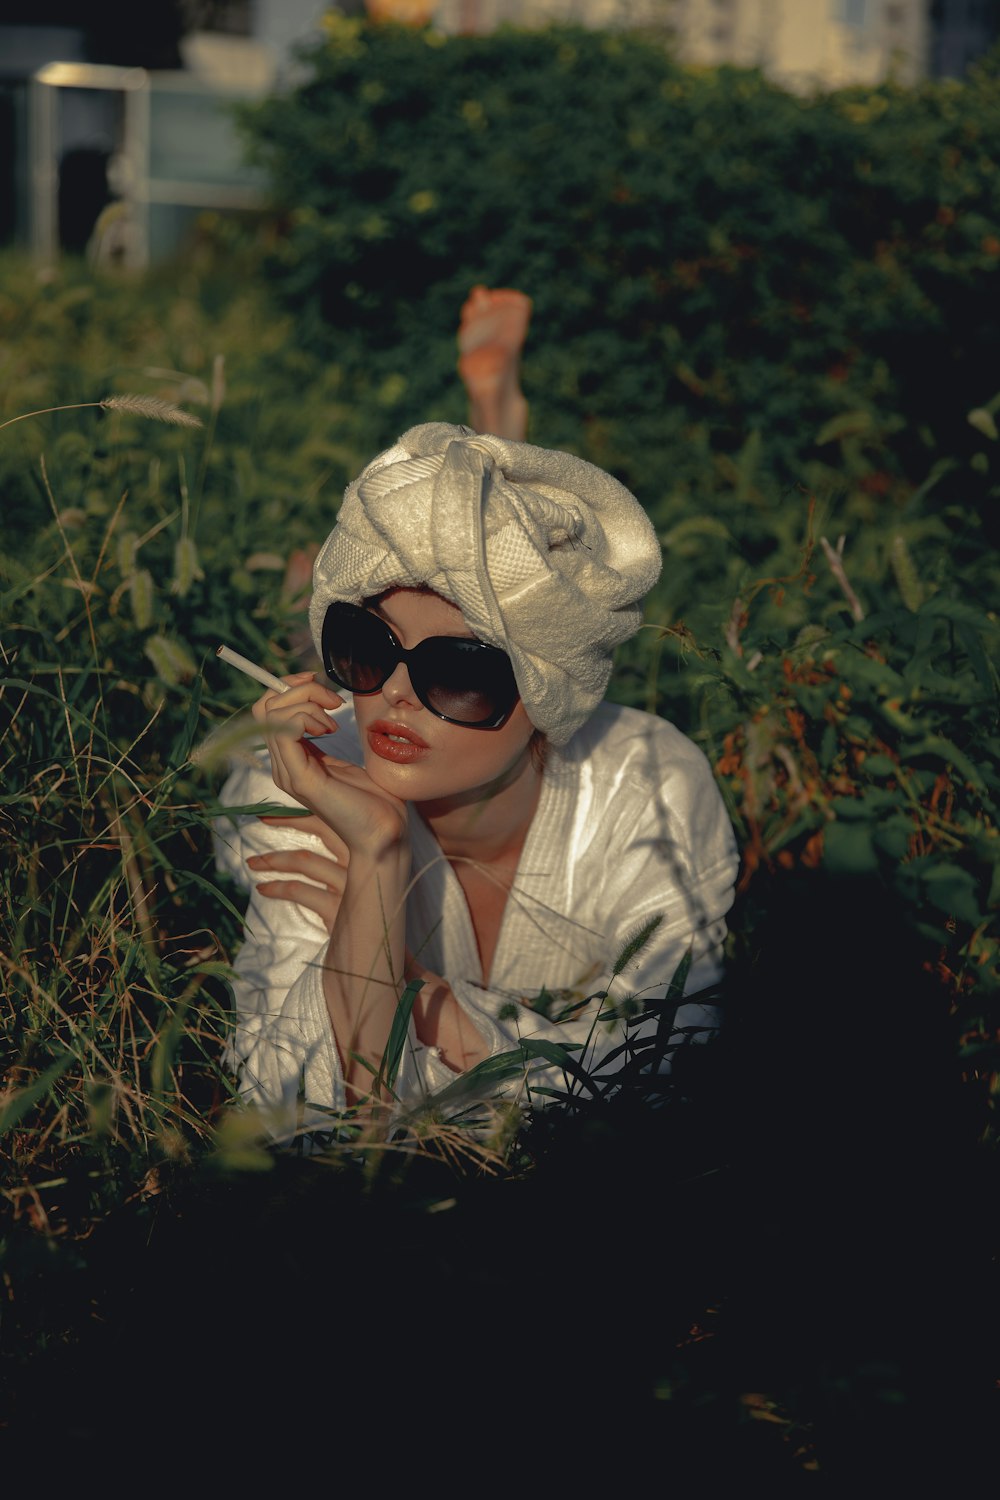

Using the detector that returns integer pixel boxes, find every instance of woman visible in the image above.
[214,423,738,1129]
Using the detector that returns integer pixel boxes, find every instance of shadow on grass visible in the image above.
[3,873,996,1483]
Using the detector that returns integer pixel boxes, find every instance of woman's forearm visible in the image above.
[321,845,410,1104]
[408,962,488,1075]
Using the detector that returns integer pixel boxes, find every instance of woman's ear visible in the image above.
[529,730,549,773]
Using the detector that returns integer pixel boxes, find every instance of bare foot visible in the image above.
[365,1,435,24]
[457,284,532,441]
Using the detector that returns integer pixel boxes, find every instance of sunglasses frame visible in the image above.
[321,601,520,730]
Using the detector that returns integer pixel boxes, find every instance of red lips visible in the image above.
[367,719,430,764]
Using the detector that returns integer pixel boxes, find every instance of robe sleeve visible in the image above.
[213,754,347,1125]
[213,751,452,1131]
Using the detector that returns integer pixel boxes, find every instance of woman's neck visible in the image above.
[415,745,543,865]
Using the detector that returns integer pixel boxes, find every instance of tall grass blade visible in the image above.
[394,1048,529,1126]
[374,977,422,1097]
[665,948,693,1005]
[520,1037,599,1097]
[168,670,204,768]
[0,1051,74,1136]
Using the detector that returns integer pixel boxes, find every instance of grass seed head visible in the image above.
[101,395,203,429]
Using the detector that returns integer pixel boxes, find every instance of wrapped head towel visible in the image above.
[309,423,663,745]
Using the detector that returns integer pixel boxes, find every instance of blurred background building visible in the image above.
[929,0,1000,75]
[662,0,929,89]
[435,0,997,89]
[1,0,997,263]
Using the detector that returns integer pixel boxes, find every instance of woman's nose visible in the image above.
[382,661,421,710]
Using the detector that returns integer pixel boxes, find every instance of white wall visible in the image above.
[251,0,332,76]
[668,0,927,89]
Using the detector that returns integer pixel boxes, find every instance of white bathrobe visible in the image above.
[213,700,738,1133]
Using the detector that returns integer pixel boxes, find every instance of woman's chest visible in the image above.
[449,861,514,989]
[405,775,613,993]
[406,853,605,1000]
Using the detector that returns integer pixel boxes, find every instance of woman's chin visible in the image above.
[361,747,433,801]
[362,747,403,784]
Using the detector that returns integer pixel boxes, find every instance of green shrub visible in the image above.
[240,19,1000,530]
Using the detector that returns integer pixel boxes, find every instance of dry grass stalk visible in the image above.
[101,395,203,429]
[820,534,865,622]
[1,395,203,433]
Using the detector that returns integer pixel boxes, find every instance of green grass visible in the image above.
[0,249,997,1474]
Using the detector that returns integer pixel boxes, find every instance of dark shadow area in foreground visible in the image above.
[3,873,996,1483]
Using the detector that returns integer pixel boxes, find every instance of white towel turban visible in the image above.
[309,423,663,745]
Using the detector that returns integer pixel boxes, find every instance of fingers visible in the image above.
[260,701,339,739]
[253,878,340,929]
[264,733,366,813]
[258,813,350,863]
[251,674,342,733]
[249,671,310,723]
[248,847,345,929]
[252,676,346,799]
[253,690,409,855]
[248,848,346,890]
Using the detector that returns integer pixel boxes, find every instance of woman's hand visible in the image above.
[405,950,487,1074]
[251,673,408,857]
[258,810,349,865]
[247,816,346,929]
[252,673,413,1104]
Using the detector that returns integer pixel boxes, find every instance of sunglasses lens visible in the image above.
[323,605,394,693]
[417,639,518,726]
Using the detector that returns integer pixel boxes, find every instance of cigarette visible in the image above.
[217,644,288,694]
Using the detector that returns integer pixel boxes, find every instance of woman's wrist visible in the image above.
[335,802,410,865]
[321,837,411,1103]
[321,949,400,1104]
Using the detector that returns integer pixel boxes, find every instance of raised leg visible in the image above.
[457,284,532,441]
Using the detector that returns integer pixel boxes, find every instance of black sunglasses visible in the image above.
[321,602,520,729]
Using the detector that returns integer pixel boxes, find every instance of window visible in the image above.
[836,0,868,25]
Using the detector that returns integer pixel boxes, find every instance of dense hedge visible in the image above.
[241,17,1000,531]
